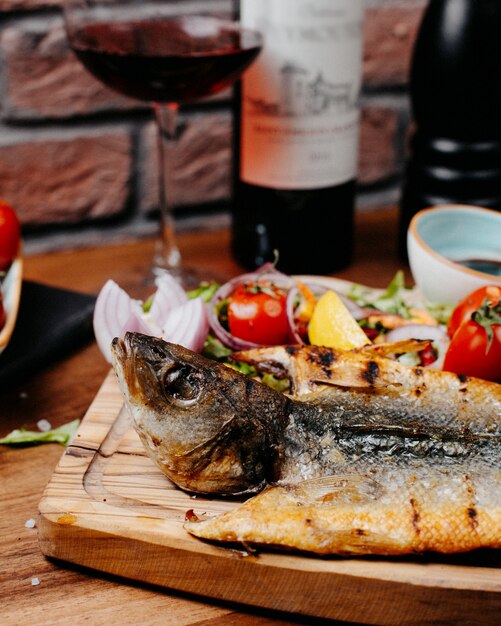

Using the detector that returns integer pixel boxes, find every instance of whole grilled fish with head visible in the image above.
[112,333,501,554]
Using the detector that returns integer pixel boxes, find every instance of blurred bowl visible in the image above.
[407,205,501,304]
[0,250,23,354]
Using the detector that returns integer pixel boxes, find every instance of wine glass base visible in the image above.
[151,263,200,290]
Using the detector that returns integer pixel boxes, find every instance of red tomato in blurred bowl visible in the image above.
[0,200,21,271]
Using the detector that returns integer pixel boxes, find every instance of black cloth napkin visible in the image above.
[0,280,96,390]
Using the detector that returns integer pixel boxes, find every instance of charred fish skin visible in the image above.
[111,333,291,495]
[185,462,501,555]
[234,345,501,436]
[282,386,501,483]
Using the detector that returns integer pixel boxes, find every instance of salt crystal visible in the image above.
[37,419,52,432]
[25,518,36,529]
[31,577,40,586]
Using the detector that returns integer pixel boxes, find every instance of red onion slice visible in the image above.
[93,279,142,363]
[385,324,450,369]
[149,273,187,328]
[162,297,209,353]
[123,309,160,337]
[384,324,447,343]
[285,286,303,344]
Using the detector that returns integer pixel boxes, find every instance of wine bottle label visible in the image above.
[240,0,363,190]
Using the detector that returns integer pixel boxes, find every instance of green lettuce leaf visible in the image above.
[202,334,232,360]
[348,271,413,318]
[188,281,219,303]
[0,419,80,446]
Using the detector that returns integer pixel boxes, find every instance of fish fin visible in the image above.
[287,474,384,504]
[361,339,432,358]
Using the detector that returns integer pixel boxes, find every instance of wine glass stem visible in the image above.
[153,102,182,274]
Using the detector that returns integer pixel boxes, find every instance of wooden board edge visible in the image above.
[36,510,501,625]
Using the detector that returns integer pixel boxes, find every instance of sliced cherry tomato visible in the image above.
[447,285,501,337]
[443,295,501,382]
[0,200,21,271]
[418,343,437,367]
[227,282,291,345]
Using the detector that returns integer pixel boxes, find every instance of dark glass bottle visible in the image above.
[231,0,363,274]
[399,0,501,257]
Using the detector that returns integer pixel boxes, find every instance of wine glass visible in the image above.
[63,0,262,284]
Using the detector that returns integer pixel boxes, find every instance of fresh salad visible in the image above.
[93,265,501,384]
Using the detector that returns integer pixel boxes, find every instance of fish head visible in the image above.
[111,333,289,495]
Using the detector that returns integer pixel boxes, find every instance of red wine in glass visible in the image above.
[65,9,262,280]
[69,18,262,103]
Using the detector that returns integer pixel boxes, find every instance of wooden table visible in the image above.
[1,207,411,625]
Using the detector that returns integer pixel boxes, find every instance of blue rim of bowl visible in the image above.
[408,205,501,283]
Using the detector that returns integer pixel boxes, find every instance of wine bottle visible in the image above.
[399,0,501,258]
[231,0,364,274]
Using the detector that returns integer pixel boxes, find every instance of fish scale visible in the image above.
[112,333,501,555]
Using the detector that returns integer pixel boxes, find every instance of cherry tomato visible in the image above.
[227,283,291,345]
[0,200,21,271]
[443,318,501,382]
[447,285,501,337]
[444,289,501,381]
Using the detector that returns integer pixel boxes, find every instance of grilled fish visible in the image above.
[112,333,501,555]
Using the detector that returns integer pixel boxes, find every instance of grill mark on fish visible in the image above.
[362,361,380,386]
[463,474,480,532]
[409,497,421,536]
[306,347,336,378]
[468,507,478,528]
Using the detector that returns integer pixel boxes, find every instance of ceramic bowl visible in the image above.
[0,251,23,355]
[407,205,501,305]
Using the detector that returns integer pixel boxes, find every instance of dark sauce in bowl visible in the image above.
[455,258,501,277]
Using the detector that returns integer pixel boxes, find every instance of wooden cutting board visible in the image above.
[38,372,501,625]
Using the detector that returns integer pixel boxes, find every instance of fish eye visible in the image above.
[161,364,204,407]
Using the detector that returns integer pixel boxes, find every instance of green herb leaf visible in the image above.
[0,419,80,446]
[261,373,290,392]
[225,361,257,377]
[348,271,412,318]
[188,281,219,303]
[214,298,229,330]
[425,302,455,325]
[202,334,232,360]
[472,298,501,351]
[142,295,154,313]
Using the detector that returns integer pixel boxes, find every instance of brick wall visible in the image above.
[0,0,426,255]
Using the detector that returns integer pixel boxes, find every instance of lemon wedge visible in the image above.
[308,290,371,350]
